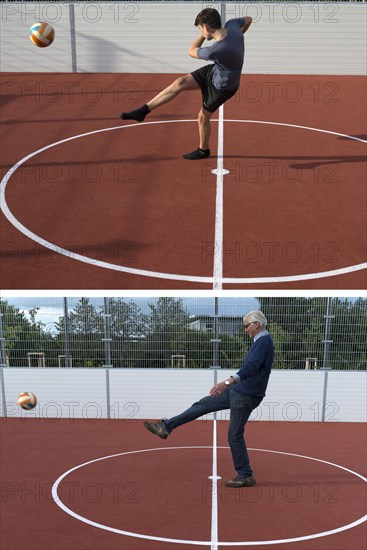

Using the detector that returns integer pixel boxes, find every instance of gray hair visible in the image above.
[243,310,268,328]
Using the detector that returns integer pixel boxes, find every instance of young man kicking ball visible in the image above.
[121,8,252,160]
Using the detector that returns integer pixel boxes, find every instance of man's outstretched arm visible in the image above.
[241,16,253,34]
[188,35,205,59]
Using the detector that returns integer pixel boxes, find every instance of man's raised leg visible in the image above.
[144,391,230,439]
[121,74,199,122]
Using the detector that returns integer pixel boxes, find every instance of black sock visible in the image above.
[182,147,211,160]
[120,104,150,122]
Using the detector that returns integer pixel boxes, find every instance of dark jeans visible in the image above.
[165,389,263,478]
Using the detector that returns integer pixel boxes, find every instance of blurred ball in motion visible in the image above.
[17,392,38,410]
[29,22,55,48]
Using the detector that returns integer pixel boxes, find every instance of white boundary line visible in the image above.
[1,119,366,284]
[213,105,224,290]
[51,445,367,547]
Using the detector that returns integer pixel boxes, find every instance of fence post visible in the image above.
[320,297,334,421]
[220,3,226,25]
[69,2,77,72]
[0,309,7,417]
[0,309,6,368]
[322,297,334,371]
[102,297,113,369]
[63,298,72,368]
[105,368,111,420]
[102,298,112,419]
[0,367,6,418]
[210,297,221,370]
[210,298,221,423]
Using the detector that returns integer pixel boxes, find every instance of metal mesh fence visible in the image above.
[3,1,366,3]
[0,296,366,370]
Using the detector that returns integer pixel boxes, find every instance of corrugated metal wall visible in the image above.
[1,2,366,74]
[1,1,72,72]
[2,367,366,422]
[2,368,109,419]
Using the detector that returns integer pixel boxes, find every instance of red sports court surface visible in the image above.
[1,418,366,550]
[0,73,366,289]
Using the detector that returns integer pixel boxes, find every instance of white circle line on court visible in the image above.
[51,445,367,547]
[1,120,366,284]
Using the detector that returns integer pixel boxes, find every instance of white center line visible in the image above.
[212,104,225,290]
[210,418,219,550]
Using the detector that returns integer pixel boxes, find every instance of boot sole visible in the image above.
[143,421,168,439]
[224,478,256,488]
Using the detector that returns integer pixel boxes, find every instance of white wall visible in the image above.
[325,370,367,423]
[108,367,214,420]
[2,368,108,419]
[0,2,72,72]
[0,2,366,75]
[1,367,366,422]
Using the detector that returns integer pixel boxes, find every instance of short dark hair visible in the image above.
[195,8,222,30]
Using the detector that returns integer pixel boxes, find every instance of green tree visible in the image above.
[173,328,212,368]
[57,298,104,368]
[329,298,367,370]
[268,322,289,369]
[109,298,148,340]
[257,297,367,370]
[0,300,59,367]
[58,297,102,334]
[139,298,190,368]
[108,298,148,368]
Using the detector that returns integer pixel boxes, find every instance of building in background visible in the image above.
[188,315,243,337]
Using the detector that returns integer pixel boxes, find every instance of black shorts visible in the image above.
[191,64,238,113]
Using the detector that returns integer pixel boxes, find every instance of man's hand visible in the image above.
[241,16,253,34]
[188,35,205,59]
[210,377,236,397]
[210,382,227,397]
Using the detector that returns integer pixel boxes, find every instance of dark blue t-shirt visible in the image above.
[197,17,245,90]
[233,334,274,397]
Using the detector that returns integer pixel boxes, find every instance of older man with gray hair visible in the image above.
[144,310,274,488]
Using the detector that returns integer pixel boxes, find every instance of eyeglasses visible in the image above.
[244,321,256,329]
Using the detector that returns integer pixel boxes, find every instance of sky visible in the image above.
[1,296,261,330]
[2,295,363,334]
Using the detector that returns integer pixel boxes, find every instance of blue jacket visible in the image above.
[233,334,274,397]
